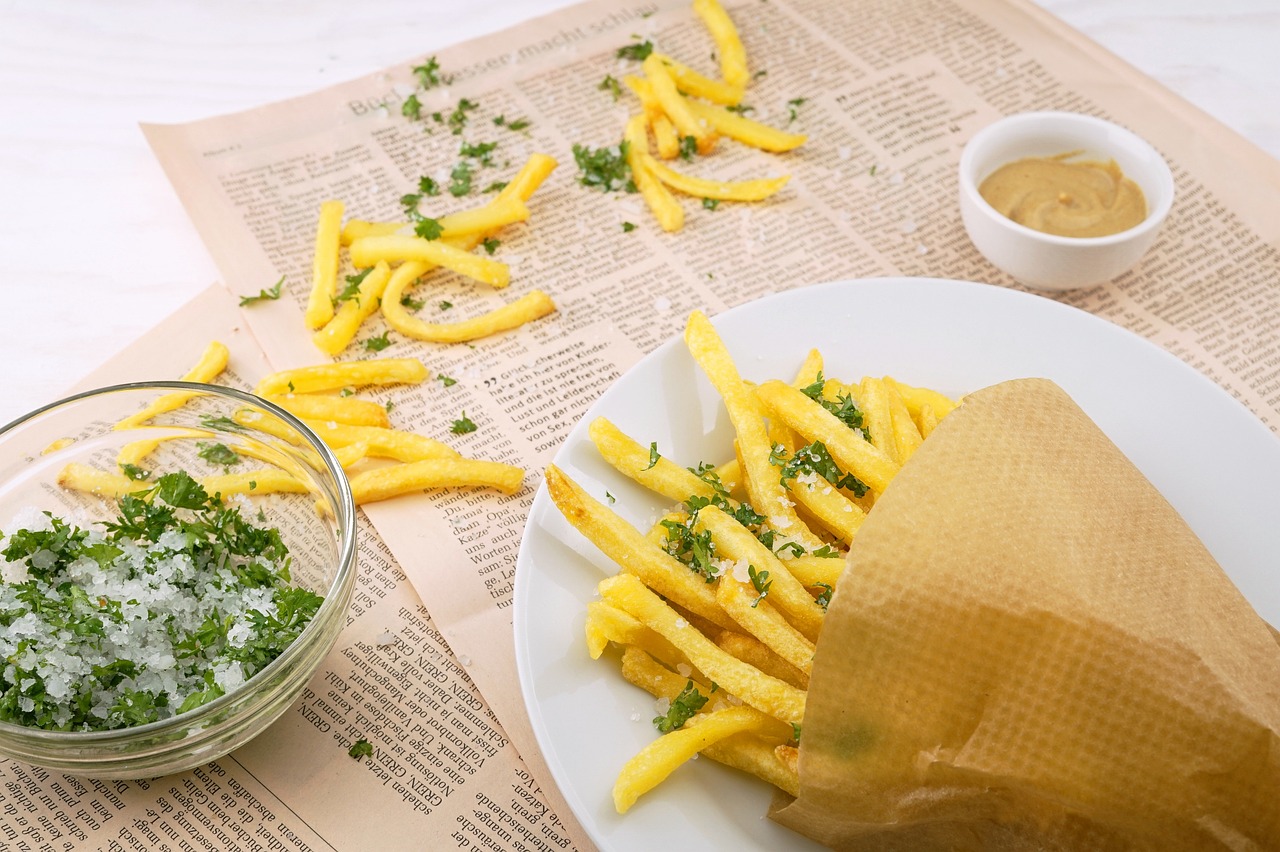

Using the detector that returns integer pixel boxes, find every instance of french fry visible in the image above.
[333,442,372,468]
[642,54,716,154]
[599,572,807,726]
[684,312,822,549]
[640,154,790,202]
[714,571,816,674]
[694,505,825,642]
[624,114,684,233]
[312,261,392,356]
[263,393,392,428]
[774,744,799,777]
[498,153,558,204]
[202,469,310,498]
[588,417,719,506]
[884,375,957,419]
[305,200,344,329]
[546,465,736,632]
[642,153,790,202]
[58,463,147,499]
[783,473,865,545]
[793,349,824,387]
[715,631,809,690]
[299,421,458,462]
[917,403,940,438]
[382,285,557,344]
[255,358,428,396]
[654,53,744,106]
[651,114,682,160]
[785,554,844,589]
[692,0,749,89]
[755,379,900,494]
[613,703,791,813]
[341,220,404,245]
[685,98,807,153]
[349,234,510,289]
[115,341,230,430]
[884,379,924,464]
[858,376,897,462]
[623,74,664,121]
[588,602,689,669]
[347,458,523,503]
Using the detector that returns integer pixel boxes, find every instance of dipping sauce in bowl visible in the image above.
[978,152,1147,238]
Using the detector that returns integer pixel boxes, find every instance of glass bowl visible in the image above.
[0,381,357,778]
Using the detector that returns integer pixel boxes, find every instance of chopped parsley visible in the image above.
[678,135,698,161]
[747,564,771,607]
[481,237,501,255]
[459,140,498,166]
[599,74,622,101]
[196,442,239,468]
[447,98,479,135]
[814,583,834,611]
[801,372,867,433]
[725,104,755,115]
[616,40,654,62]
[450,413,477,434]
[199,415,244,431]
[0,472,319,731]
[786,97,807,125]
[702,198,721,211]
[414,217,443,240]
[660,518,717,582]
[400,293,427,311]
[812,544,840,558]
[335,268,373,306]
[449,160,474,197]
[120,463,151,481]
[572,141,636,193]
[644,442,660,470]
[401,93,422,120]
[606,492,616,505]
[239,276,284,307]
[772,440,869,498]
[437,373,458,387]
[438,300,454,311]
[348,738,374,759]
[364,332,392,352]
[412,56,446,90]
[482,180,508,193]
[653,680,708,733]
[622,221,637,233]
[493,115,531,132]
[418,175,441,196]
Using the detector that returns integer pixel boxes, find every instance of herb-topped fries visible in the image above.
[545,310,956,811]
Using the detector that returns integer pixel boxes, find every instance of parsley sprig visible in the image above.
[572,141,636,193]
[653,680,708,733]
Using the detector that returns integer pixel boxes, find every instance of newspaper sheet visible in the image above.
[7,0,1280,848]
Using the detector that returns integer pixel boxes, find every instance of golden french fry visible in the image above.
[684,312,821,548]
[793,349,823,387]
[346,195,529,247]
[884,375,957,419]
[382,285,557,344]
[858,376,897,462]
[300,421,458,462]
[654,53,744,106]
[613,704,791,813]
[642,54,716,154]
[333,442,372,468]
[692,0,749,89]
[349,234,509,289]
[884,379,923,464]
[651,114,681,160]
[715,631,809,690]
[497,153,558,205]
[312,261,393,356]
[685,99,806,153]
[774,744,799,777]
[264,393,391,428]
[546,465,736,632]
[341,220,405,245]
[705,733,800,798]
[624,114,684,233]
[785,554,844,589]
[305,200,344,329]
[917,402,940,438]
[694,505,825,642]
[255,358,428,396]
[588,601,689,668]
[202,469,309,498]
[57,463,148,499]
[641,153,790,202]
[348,458,523,503]
[589,418,720,506]
[755,379,900,494]
[599,572,806,725]
[714,570,816,674]
[784,473,865,545]
[623,74,664,121]
[115,341,230,430]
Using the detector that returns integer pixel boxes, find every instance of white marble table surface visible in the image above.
[1,0,1277,426]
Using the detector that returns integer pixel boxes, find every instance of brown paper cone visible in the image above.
[772,378,1280,850]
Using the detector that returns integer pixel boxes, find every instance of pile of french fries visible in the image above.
[546,311,956,812]
[304,154,559,355]
[617,0,807,232]
[58,342,523,506]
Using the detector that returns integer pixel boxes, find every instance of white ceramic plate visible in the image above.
[512,278,1280,852]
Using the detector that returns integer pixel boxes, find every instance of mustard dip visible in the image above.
[978,152,1147,238]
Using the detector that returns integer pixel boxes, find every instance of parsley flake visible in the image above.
[599,74,622,101]
[438,374,458,387]
[448,98,478,135]
[616,40,654,61]
[747,564,772,607]
[239,276,284,307]
[451,412,477,434]
[787,97,807,125]
[412,57,446,90]
[678,135,697,161]
[401,93,422,120]
[438,300,454,311]
[572,141,635,193]
[644,442,660,470]
[702,198,721,211]
[622,221,637,232]
[400,293,426,311]
[364,331,392,352]
[654,681,708,733]
[414,217,443,240]
[481,237,500,255]
[449,160,474,197]
[349,739,374,759]
[196,442,239,468]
